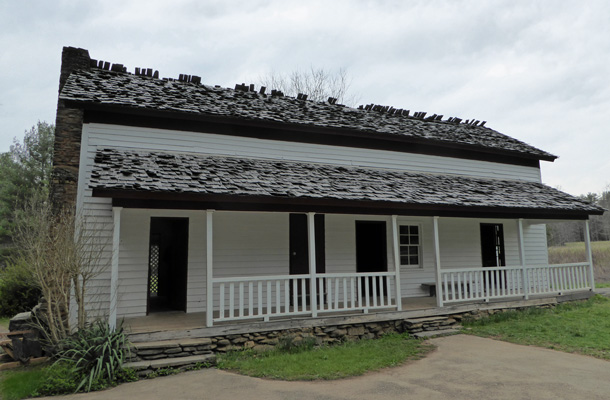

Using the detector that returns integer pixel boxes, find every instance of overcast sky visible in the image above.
[1,0,608,196]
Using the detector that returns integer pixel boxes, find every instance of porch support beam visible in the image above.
[206,210,214,327]
[517,218,529,300]
[109,206,122,330]
[432,216,443,307]
[307,212,318,318]
[584,220,595,290]
[391,215,402,311]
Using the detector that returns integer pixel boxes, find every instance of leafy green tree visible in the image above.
[0,121,54,240]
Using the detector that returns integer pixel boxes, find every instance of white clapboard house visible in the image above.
[52,47,603,333]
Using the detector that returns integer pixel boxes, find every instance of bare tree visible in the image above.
[258,67,359,106]
[13,197,109,344]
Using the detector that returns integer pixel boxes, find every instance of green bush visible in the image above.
[0,260,41,317]
[54,320,130,392]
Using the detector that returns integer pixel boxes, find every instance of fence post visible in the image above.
[517,219,529,300]
[109,207,122,331]
[308,212,318,318]
[584,220,595,291]
[391,215,402,310]
[206,210,214,327]
[433,216,443,307]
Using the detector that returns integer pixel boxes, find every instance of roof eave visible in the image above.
[91,188,598,220]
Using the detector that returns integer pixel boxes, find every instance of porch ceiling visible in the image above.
[90,148,603,219]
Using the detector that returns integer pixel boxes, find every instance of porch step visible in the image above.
[412,327,461,339]
[124,354,216,374]
[130,337,213,351]
[127,337,216,363]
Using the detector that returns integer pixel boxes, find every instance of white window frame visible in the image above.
[399,222,422,268]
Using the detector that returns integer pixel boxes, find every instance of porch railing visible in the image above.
[440,262,592,304]
[212,271,397,323]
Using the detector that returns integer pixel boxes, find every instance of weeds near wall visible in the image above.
[12,196,109,345]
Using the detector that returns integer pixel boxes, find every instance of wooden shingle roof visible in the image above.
[90,148,602,217]
[60,67,556,161]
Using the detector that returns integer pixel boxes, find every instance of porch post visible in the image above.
[307,212,318,318]
[584,220,595,290]
[432,216,443,307]
[391,215,402,310]
[517,219,529,300]
[206,210,214,327]
[109,207,122,330]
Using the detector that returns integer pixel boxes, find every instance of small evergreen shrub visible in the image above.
[0,260,41,317]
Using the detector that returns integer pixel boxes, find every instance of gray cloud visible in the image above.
[1,0,608,195]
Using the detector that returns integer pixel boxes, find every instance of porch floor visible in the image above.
[124,296,438,335]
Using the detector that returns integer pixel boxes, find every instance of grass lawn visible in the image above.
[0,365,47,400]
[462,295,610,360]
[217,333,434,380]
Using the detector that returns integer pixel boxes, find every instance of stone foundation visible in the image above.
[128,303,559,370]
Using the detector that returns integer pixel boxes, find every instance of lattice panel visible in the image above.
[149,244,159,296]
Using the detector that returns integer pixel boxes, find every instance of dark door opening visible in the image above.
[480,223,505,267]
[148,217,189,314]
[289,214,325,305]
[480,223,506,292]
[356,221,388,296]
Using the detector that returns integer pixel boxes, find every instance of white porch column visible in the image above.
[109,206,122,330]
[391,215,402,311]
[584,220,595,290]
[307,212,318,318]
[432,216,443,307]
[517,219,529,300]
[205,210,214,327]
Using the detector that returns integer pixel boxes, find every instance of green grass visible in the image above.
[597,282,610,288]
[0,365,47,400]
[0,317,9,331]
[217,333,434,380]
[463,295,610,360]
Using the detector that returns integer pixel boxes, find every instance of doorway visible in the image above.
[356,221,388,295]
[289,214,325,305]
[480,223,505,267]
[148,217,189,314]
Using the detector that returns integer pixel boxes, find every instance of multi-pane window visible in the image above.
[399,225,420,267]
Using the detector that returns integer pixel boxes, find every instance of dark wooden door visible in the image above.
[480,223,506,292]
[148,217,189,313]
[356,221,388,296]
[480,223,505,267]
[289,214,325,304]
[356,221,387,273]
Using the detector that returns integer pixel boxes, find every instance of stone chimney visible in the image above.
[50,47,91,211]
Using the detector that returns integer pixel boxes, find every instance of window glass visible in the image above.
[399,224,420,267]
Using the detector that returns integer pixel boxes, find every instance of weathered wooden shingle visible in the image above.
[90,148,602,214]
[60,68,555,160]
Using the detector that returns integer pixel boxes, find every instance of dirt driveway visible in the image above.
[47,334,610,400]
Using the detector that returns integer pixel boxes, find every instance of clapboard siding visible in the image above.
[84,123,542,182]
[75,123,555,320]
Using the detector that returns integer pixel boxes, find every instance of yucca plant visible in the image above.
[54,320,129,392]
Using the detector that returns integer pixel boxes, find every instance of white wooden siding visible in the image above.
[75,123,550,319]
[83,123,542,183]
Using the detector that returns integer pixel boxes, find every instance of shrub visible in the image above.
[0,260,41,317]
[54,320,129,392]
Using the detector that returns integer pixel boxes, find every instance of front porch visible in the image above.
[124,291,593,343]
[108,209,596,331]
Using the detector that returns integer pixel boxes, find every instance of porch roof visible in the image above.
[90,148,603,219]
